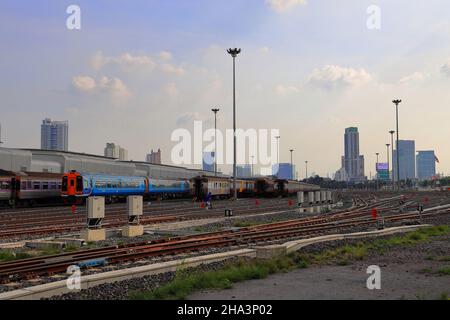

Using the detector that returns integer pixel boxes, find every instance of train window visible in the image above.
[42,182,49,190]
[50,182,57,189]
[0,181,10,189]
[33,182,41,190]
[28,181,32,189]
[21,181,27,190]
[76,176,83,191]
[70,179,75,187]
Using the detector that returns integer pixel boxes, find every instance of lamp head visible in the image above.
[227,48,241,57]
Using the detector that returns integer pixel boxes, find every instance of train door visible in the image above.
[10,177,20,207]
[193,178,204,200]
[256,180,265,196]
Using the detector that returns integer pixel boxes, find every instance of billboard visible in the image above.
[376,162,389,180]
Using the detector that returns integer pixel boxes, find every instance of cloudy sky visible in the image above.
[1,0,449,177]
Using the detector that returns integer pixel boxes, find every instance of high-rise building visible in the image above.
[416,150,436,180]
[272,163,295,180]
[146,149,161,164]
[236,165,252,178]
[392,140,415,180]
[202,152,215,172]
[339,127,365,182]
[41,118,68,151]
[104,143,128,161]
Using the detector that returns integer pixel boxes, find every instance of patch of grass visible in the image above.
[233,221,254,228]
[39,247,62,256]
[430,256,450,262]
[130,253,310,300]
[437,266,450,276]
[64,245,79,253]
[0,250,32,262]
[439,292,449,300]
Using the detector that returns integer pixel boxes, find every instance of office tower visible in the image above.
[104,143,128,161]
[146,148,162,164]
[340,127,365,182]
[416,150,436,180]
[392,140,416,180]
[41,118,69,151]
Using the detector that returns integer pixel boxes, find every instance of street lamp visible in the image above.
[389,130,395,188]
[289,149,294,180]
[227,48,241,200]
[392,100,402,190]
[211,108,220,176]
[386,143,390,188]
[305,161,308,180]
[375,152,379,190]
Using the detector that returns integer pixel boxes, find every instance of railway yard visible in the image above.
[0,190,449,300]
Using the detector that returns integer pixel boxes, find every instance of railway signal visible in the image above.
[371,208,378,220]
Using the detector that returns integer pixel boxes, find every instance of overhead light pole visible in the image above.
[375,152,379,190]
[289,149,294,180]
[386,143,390,189]
[227,48,241,200]
[305,161,308,180]
[389,130,395,189]
[250,155,255,177]
[275,136,281,165]
[392,100,402,190]
[211,108,220,176]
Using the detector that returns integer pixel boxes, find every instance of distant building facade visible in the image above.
[146,149,161,164]
[392,140,416,180]
[338,127,365,182]
[41,118,68,151]
[104,143,128,161]
[237,165,252,178]
[416,150,436,180]
[272,163,295,180]
[202,152,215,172]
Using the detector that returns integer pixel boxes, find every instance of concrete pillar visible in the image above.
[297,191,304,207]
[308,191,315,205]
[83,197,106,242]
[321,191,327,204]
[315,191,321,204]
[327,191,332,203]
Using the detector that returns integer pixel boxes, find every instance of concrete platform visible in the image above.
[80,229,106,242]
[25,241,65,250]
[122,225,144,237]
[255,245,287,259]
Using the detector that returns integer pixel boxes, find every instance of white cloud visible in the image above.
[72,75,131,99]
[308,65,372,90]
[159,51,173,61]
[72,76,96,92]
[260,46,270,54]
[441,60,450,76]
[274,84,299,95]
[161,63,185,76]
[164,82,179,97]
[91,51,156,71]
[98,76,132,98]
[176,112,208,126]
[399,72,427,83]
[266,0,307,13]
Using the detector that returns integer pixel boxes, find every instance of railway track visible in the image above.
[2,196,448,283]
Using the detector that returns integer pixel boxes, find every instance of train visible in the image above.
[62,171,311,202]
[0,167,317,207]
[0,169,63,207]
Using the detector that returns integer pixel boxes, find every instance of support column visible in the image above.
[308,191,315,205]
[327,191,332,204]
[321,190,327,204]
[122,196,144,237]
[315,191,321,204]
[297,191,304,207]
[81,197,106,242]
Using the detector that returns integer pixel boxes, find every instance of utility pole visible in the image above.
[392,100,402,190]
[305,161,308,180]
[211,108,220,176]
[251,155,254,177]
[227,48,241,200]
[389,130,395,190]
[376,152,379,190]
[289,149,294,180]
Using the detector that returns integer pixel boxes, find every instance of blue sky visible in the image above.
[1,0,450,176]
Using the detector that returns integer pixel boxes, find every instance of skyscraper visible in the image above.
[392,140,416,180]
[41,118,68,151]
[340,127,365,182]
[146,149,161,164]
[104,143,128,161]
[416,151,436,180]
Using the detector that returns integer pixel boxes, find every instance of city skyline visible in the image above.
[1,1,449,176]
